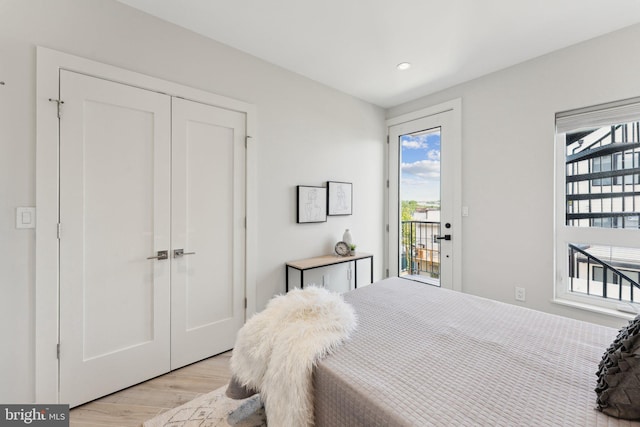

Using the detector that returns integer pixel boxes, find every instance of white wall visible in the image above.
[388,23,640,329]
[0,0,385,403]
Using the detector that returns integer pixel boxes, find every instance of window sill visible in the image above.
[551,297,637,321]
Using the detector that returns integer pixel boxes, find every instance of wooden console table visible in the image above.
[285,252,373,291]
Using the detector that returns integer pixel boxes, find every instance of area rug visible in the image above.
[142,386,266,427]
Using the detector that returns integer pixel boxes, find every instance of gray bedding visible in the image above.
[313,278,640,426]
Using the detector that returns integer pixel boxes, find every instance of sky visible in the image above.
[400,129,441,203]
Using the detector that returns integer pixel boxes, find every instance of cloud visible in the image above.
[402,138,428,149]
[401,159,440,179]
[401,133,433,149]
[427,149,440,161]
[401,131,440,150]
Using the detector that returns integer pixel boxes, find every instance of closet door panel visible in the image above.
[59,70,171,407]
[171,97,246,369]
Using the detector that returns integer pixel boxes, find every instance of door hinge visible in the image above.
[386,135,389,144]
[57,223,62,240]
[385,268,389,278]
[56,343,60,359]
[245,135,252,148]
[386,179,389,188]
[244,298,247,309]
[48,98,64,119]
[386,224,389,232]
[244,217,247,228]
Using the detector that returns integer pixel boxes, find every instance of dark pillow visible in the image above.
[595,315,640,419]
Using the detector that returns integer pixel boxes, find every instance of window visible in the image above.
[555,98,640,313]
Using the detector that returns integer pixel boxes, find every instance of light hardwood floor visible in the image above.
[69,351,232,427]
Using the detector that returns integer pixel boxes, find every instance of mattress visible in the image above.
[313,277,639,426]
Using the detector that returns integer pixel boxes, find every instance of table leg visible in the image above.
[354,260,358,289]
[370,256,373,284]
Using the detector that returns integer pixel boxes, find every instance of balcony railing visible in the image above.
[568,243,640,303]
[401,221,441,282]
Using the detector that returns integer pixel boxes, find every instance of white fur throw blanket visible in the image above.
[229,286,357,427]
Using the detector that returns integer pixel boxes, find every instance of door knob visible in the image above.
[147,250,168,260]
[434,234,452,241]
[174,249,196,258]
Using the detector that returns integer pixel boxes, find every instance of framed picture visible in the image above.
[327,181,352,215]
[297,185,327,223]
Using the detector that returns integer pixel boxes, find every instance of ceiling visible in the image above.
[117,0,640,108]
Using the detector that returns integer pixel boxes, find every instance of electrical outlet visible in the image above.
[515,287,526,302]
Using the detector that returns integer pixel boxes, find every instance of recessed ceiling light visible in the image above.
[396,62,411,71]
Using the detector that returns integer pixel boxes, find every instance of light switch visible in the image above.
[16,207,36,229]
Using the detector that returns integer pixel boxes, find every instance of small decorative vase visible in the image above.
[343,229,353,245]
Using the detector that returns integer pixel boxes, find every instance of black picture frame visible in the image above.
[327,181,352,216]
[296,185,327,223]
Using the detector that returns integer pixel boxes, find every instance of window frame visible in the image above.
[554,99,640,315]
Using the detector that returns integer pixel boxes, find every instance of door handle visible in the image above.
[147,250,168,260]
[434,234,452,241]
[174,249,196,258]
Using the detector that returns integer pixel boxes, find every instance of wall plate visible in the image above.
[16,207,36,229]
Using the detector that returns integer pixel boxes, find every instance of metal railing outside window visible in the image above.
[568,243,640,303]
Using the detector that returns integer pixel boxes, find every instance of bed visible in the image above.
[313,277,640,426]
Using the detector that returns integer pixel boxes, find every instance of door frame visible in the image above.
[385,99,462,291]
[35,47,257,403]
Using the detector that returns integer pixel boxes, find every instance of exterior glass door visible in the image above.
[388,106,459,290]
[399,127,442,285]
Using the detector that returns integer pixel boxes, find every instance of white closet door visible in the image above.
[59,70,172,407]
[170,97,246,369]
